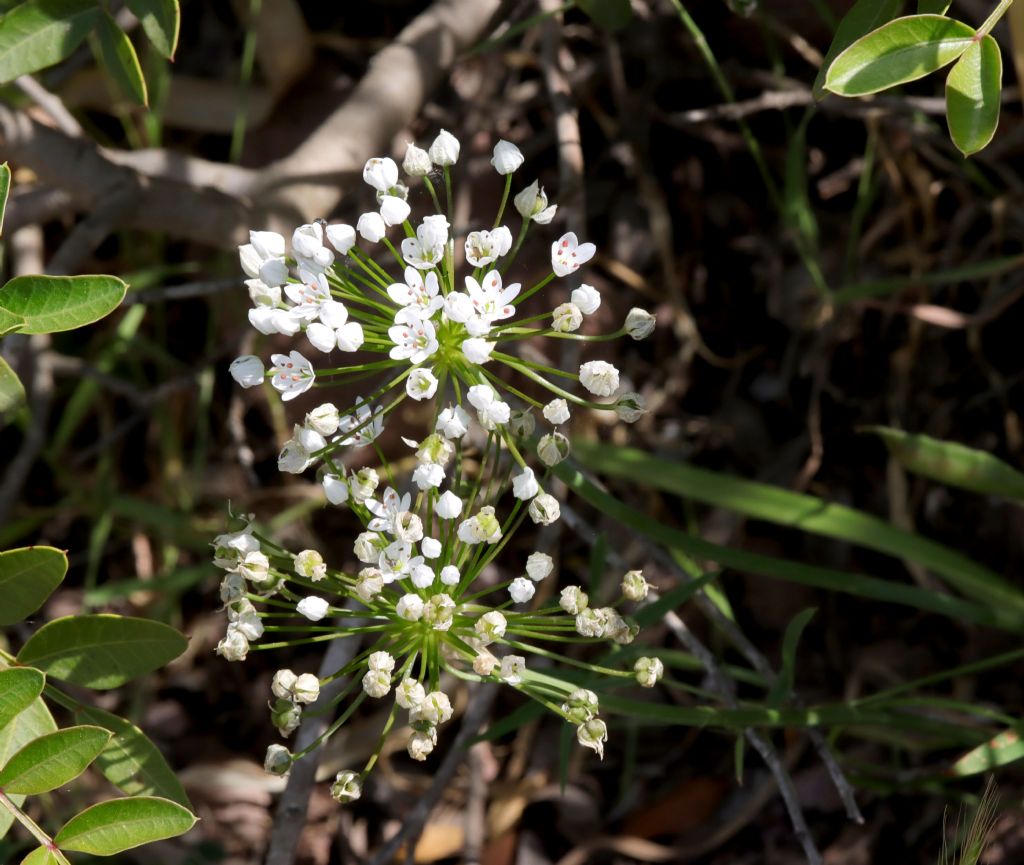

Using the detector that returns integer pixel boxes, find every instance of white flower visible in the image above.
[575,608,604,638]
[465,227,513,267]
[355,569,383,602]
[408,730,435,761]
[561,689,599,723]
[440,564,460,586]
[462,338,495,365]
[292,222,334,271]
[435,491,464,520]
[336,398,384,447]
[625,307,656,339]
[380,194,411,226]
[362,669,391,698]
[396,677,426,709]
[576,718,608,759]
[406,367,439,401]
[278,439,313,474]
[491,139,524,174]
[387,267,443,318]
[394,511,424,543]
[379,540,418,582]
[364,157,399,192]
[270,351,315,401]
[264,744,292,776]
[216,629,249,661]
[635,657,664,688]
[403,142,432,177]
[350,468,379,503]
[295,549,327,581]
[475,610,507,643]
[473,650,498,676]
[248,306,300,335]
[415,690,453,725]
[542,399,570,425]
[457,506,502,544]
[228,601,263,640]
[306,403,340,436]
[412,462,444,490]
[579,360,619,397]
[572,284,601,314]
[552,232,597,277]
[410,563,435,589]
[421,536,442,558]
[396,593,424,622]
[450,270,520,335]
[436,405,470,440]
[240,230,288,286]
[293,673,320,704]
[230,355,265,388]
[389,315,439,364]
[560,585,589,615]
[237,550,270,583]
[423,593,455,631]
[514,181,557,224]
[246,278,280,307]
[528,492,560,525]
[526,552,553,581]
[357,211,386,242]
[512,466,539,500]
[537,432,570,466]
[500,655,526,685]
[219,573,246,603]
[366,487,411,534]
[330,770,361,803]
[428,129,460,165]
[621,569,649,601]
[509,577,535,604]
[368,650,395,673]
[467,384,510,430]
[401,215,449,269]
[326,223,356,254]
[552,302,582,333]
[297,596,329,621]
[353,532,381,564]
[306,322,337,354]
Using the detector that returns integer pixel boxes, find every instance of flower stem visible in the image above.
[979,0,1016,35]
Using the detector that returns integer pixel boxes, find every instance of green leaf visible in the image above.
[945,34,1002,156]
[75,706,191,808]
[0,161,10,236]
[16,614,188,689]
[951,726,1024,775]
[0,275,127,334]
[0,670,56,840]
[0,0,101,84]
[767,608,816,707]
[94,10,147,105]
[55,796,196,855]
[0,355,26,417]
[0,306,26,336]
[865,426,1024,500]
[126,0,178,59]
[0,668,45,729]
[0,725,110,794]
[576,0,632,31]
[21,847,61,865]
[918,0,952,12]
[573,442,1024,615]
[0,546,68,627]
[825,14,975,96]
[814,0,903,97]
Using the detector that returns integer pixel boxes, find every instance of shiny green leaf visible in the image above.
[0,546,67,627]
[126,0,178,59]
[0,275,127,334]
[814,0,903,97]
[0,0,101,83]
[94,10,147,104]
[946,34,1002,155]
[825,14,975,96]
[0,669,55,841]
[0,668,45,729]
[0,725,110,794]
[55,796,197,855]
[20,847,61,865]
[16,615,188,689]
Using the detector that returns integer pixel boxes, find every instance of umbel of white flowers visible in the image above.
[218,130,663,802]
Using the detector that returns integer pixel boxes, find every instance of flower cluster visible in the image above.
[217,131,662,802]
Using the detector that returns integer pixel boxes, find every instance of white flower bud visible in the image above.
[509,577,535,604]
[440,564,460,586]
[542,399,570,425]
[625,307,656,339]
[396,593,424,622]
[271,698,301,737]
[412,462,444,491]
[537,432,570,466]
[357,211,386,243]
[634,657,664,688]
[579,360,620,397]
[394,511,424,543]
[575,607,604,637]
[436,404,471,440]
[237,550,270,584]
[500,655,526,685]
[230,355,265,388]
[414,691,453,725]
[396,677,426,709]
[306,402,340,436]
[421,536,442,558]
[528,492,560,525]
[368,651,396,673]
[277,440,312,475]
[576,718,608,759]
[216,629,250,662]
[292,673,320,704]
[408,729,436,761]
[423,593,455,631]
[428,129,460,165]
[330,770,362,803]
[571,284,601,314]
[295,549,327,582]
[552,302,583,333]
[362,668,391,698]
[621,569,649,601]
[462,337,495,365]
[410,563,435,589]
[512,466,540,501]
[403,142,433,177]
[561,688,599,723]
[560,585,589,615]
[326,223,356,255]
[350,468,379,503]
[246,278,280,307]
[363,157,398,192]
[323,473,350,506]
[509,409,536,438]
[271,669,298,700]
[354,532,381,564]
[526,552,553,582]
[355,568,384,603]
[514,180,557,224]
[264,744,292,776]
[435,491,464,520]
[475,610,507,644]
[380,194,411,226]
[297,596,329,622]
[491,139,524,174]
[615,392,646,423]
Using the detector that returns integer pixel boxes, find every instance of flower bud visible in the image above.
[293,673,321,704]
[408,729,436,761]
[526,552,553,581]
[615,392,646,423]
[491,139,524,174]
[354,531,381,564]
[509,409,536,438]
[355,568,384,602]
[552,302,583,333]
[297,596,329,622]
[357,211,386,243]
[528,492,560,525]
[579,360,620,397]
[625,307,656,340]
[559,586,589,615]
[305,402,340,436]
[326,223,356,255]
[396,677,426,710]
[323,473,350,506]
[576,718,608,759]
[435,491,464,520]
[394,511,424,543]
[396,593,424,622]
[350,468,379,503]
[237,550,270,584]
[475,610,507,644]
[621,569,649,601]
[362,668,391,698]
[537,432,570,467]
[295,549,327,582]
[542,399,570,425]
[473,650,498,676]
[264,744,292,776]
[216,629,249,662]
[330,770,362,803]
[561,688,599,723]
[571,284,601,314]
[440,564,460,586]
[368,651,396,673]
[514,180,557,224]
[230,355,265,388]
[271,698,302,737]
[634,656,664,688]
[271,669,298,701]
[500,655,526,685]
[512,466,540,501]
[509,576,536,605]
[423,593,455,631]
[429,129,460,165]
[415,691,453,725]
[403,142,433,176]
[575,608,604,638]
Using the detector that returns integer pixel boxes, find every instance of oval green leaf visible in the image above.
[0,725,110,794]
[0,546,67,627]
[950,726,1024,776]
[0,668,45,729]
[813,0,904,97]
[0,0,101,83]
[54,796,197,855]
[825,14,975,96]
[16,615,188,689]
[0,355,26,417]
[0,275,127,335]
[946,34,1002,156]
[21,846,61,865]
[126,0,179,59]
[0,161,10,235]
[75,705,191,808]
[864,426,1024,500]
[94,10,147,105]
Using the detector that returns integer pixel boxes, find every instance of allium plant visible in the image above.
[215,131,661,802]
